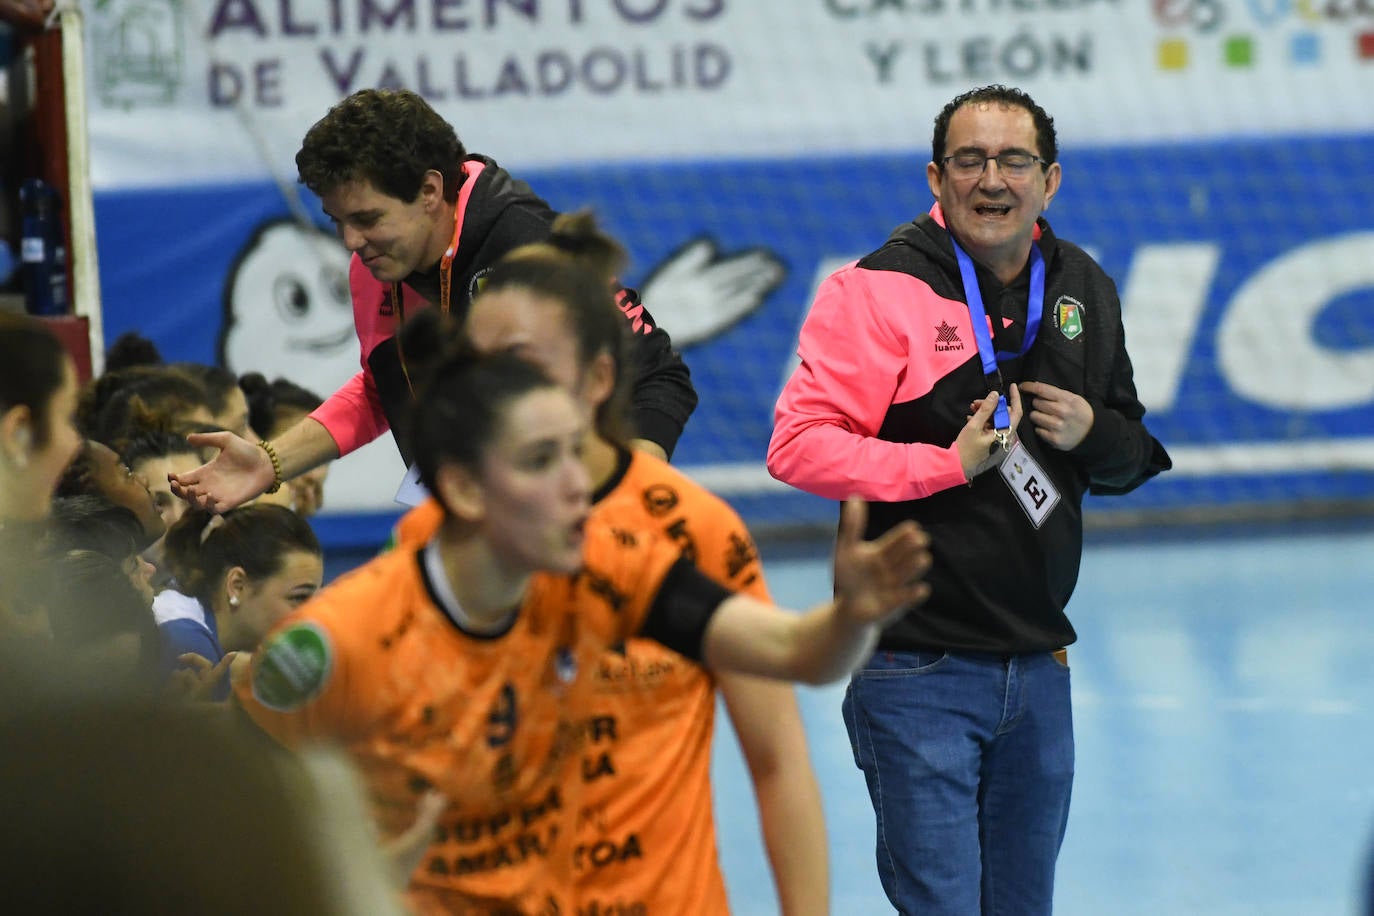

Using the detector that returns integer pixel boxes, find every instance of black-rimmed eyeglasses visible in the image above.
[941,151,1047,180]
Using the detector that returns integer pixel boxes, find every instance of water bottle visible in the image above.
[20,179,69,316]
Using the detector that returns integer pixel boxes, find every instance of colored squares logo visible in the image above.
[1158,39,1188,70]
[1157,36,1257,71]
[1156,27,1374,71]
[1290,32,1320,66]
[1224,35,1254,67]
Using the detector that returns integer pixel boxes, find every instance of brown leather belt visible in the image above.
[1052,648,1069,667]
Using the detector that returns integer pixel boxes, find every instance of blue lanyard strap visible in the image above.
[949,236,1045,431]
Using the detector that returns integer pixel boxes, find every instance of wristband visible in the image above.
[258,440,283,494]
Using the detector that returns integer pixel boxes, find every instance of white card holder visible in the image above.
[394,463,430,508]
[998,440,1060,529]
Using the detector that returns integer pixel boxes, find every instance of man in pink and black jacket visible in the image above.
[768,85,1169,915]
[172,89,695,511]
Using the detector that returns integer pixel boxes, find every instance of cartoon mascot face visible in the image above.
[219,219,355,397]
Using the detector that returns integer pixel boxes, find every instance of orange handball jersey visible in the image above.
[395,449,770,916]
[235,521,681,916]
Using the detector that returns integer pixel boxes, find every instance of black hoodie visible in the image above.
[780,211,1171,654]
[365,155,698,463]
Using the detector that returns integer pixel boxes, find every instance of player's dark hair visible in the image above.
[239,373,324,441]
[172,363,241,423]
[104,331,163,373]
[409,344,561,510]
[43,550,158,679]
[296,89,467,204]
[479,210,635,446]
[46,495,145,560]
[120,429,200,473]
[54,440,99,500]
[162,505,320,607]
[932,84,1058,170]
[83,366,210,448]
[0,312,68,448]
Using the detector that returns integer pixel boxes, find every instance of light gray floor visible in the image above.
[712,524,1374,915]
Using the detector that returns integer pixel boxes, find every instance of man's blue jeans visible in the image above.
[842,650,1074,915]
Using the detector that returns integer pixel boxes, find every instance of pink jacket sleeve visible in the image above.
[766,263,968,502]
[306,257,397,458]
[309,370,388,458]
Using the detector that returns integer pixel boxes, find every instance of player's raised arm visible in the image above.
[699,498,931,685]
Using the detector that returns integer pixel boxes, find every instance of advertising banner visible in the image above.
[86,0,1374,538]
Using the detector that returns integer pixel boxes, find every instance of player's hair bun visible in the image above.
[543,210,625,282]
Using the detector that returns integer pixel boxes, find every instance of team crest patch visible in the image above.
[468,266,494,302]
[1055,296,1084,341]
[252,622,333,712]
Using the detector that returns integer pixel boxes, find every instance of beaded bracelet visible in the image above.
[258,440,283,494]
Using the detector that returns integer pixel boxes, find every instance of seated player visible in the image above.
[155,504,322,694]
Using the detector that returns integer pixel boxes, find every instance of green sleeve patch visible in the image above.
[252,622,333,712]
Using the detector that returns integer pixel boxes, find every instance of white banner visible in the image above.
[86,0,1374,188]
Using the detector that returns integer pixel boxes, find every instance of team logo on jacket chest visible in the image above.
[468,266,494,303]
[934,320,964,352]
[1055,295,1085,341]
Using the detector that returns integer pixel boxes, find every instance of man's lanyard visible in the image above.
[390,212,463,394]
[949,236,1045,443]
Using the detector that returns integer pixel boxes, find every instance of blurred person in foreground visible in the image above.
[233,344,930,914]
[393,214,827,915]
[767,84,1171,915]
[0,688,404,915]
[171,88,696,514]
[0,312,82,527]
[0,313,83,642]
[40,549,160,691]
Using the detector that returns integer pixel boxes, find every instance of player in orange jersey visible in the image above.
[392,213,827,915]
[237,346,931,915]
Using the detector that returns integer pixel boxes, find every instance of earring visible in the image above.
[229,596,240,607]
